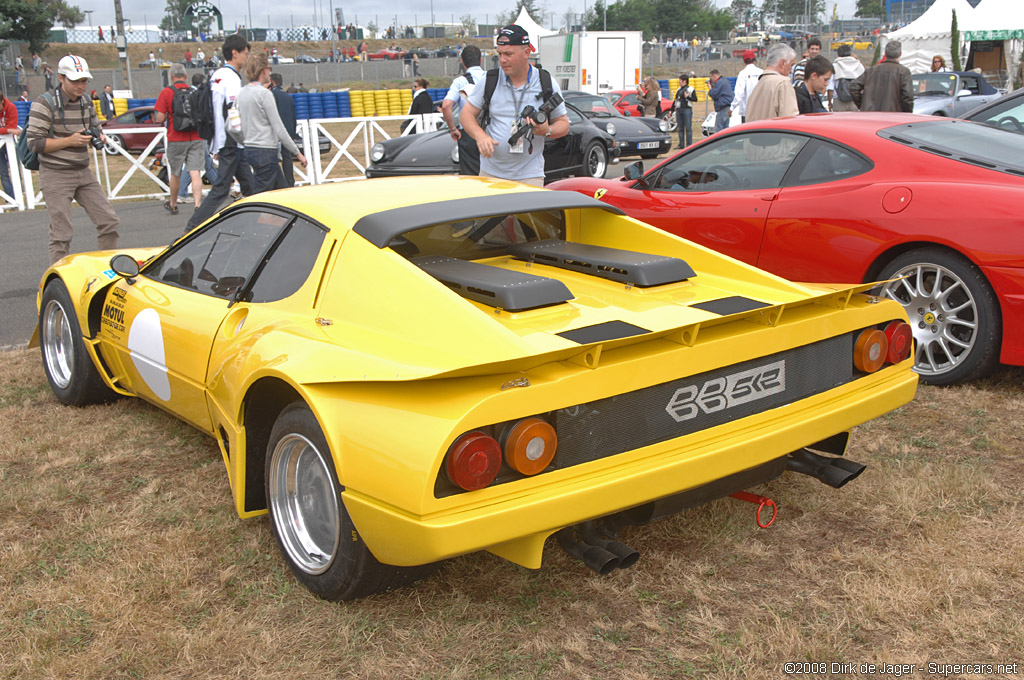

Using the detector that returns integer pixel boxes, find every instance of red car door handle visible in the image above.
[757,191,780,201]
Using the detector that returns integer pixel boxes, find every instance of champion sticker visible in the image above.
[594,188,607,200]
[102,269,117,279]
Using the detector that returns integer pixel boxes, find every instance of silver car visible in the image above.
[912,71,1001,117]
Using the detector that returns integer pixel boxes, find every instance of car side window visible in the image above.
[565,107,583,125]
[785,139,872,186]
[647,132,807,192]
[247,218,328,303]
[960,76,980,95]
[621,94,638,106]
[145,211,291,299]
[968,95,1024,132]
[116,113,134,124]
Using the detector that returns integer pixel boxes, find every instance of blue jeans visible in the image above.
[178,151,219,198]
[0,150,13,199]
[715,109,730,132]
[676,107,693,147]
[187,142,253,230]
[244,146,285,195]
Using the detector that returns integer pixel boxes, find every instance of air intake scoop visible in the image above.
[509,240,695,287]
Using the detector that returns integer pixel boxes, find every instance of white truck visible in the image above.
[538,31,643,95]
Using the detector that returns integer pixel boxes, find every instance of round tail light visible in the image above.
[854,328,889,373]
[884,321,913,364]
[503,417,557,475]
[445,431,501,491]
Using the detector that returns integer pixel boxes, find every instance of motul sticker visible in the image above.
[665,360,786,422]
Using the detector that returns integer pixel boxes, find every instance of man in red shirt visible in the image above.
[154,62,204,214]
[1,92,22,201]
[184,49,193,67]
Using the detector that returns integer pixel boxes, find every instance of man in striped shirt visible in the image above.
[25,55,119,264]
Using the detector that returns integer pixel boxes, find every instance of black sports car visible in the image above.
[365,102,620,181]
[562,91,674,159]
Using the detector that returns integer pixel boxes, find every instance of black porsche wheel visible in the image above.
[265,402,437,601]
[39,279,116,406]
[584,141,608,179]
[877,248,1000,385]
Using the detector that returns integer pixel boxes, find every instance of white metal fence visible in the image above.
[0,112,442,213]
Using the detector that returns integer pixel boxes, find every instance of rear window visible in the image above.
[388,210,566,261]
[878,120,1024,177]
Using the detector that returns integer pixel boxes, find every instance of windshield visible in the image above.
[566,95,622,118]
[912,73,958,97]
[879,120,1024,175]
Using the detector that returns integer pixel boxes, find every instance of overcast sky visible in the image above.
[78,0,861,33]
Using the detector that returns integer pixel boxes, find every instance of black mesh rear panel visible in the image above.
[554,332,854,468]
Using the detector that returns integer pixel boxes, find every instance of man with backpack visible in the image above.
[23,55,119,264]
[458,25,568,186]
[154,63,204,214]
[186,33,253,234]
[441,45,486,175]
[829,44,864,112]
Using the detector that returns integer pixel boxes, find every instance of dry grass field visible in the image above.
[1,347,1022,679]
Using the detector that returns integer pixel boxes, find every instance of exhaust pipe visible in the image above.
[556,528,620,575]
[578,521,640,569]
[786,448,866,488]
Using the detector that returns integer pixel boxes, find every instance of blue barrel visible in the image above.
[15,101,31,127]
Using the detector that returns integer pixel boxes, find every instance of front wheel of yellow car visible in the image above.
[265,402,438,600]
[39,279,116,406]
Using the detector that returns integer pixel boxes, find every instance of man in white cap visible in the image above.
[25,55,119,263]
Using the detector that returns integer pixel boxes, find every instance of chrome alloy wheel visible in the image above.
[586,144,608,178]
[268,433,341,575]
[880,262,978,378]
[42,299,75,389]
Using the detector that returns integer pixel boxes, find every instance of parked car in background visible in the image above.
[562,91,673,159]
[33,177,917,601]
[550,112,1024,385]
[295,54,321,63]
[368,48,406,60]
[963,86,1024,132]
[605,89,673,119]
[912,71,1001,117]
[366,102,618,181]
[100,106,161,155]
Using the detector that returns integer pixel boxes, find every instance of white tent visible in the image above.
[884,0,975,73]
[510,7,558,52]
[961,0,1024,88]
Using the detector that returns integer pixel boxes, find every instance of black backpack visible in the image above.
[479,66,554,128]
[169,85,197,132]
[835,78,853,103]
[190,78,216,140]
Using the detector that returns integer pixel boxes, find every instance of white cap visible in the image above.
[57,55,92,81]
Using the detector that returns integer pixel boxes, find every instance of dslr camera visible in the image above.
[81,127,105,150]
[508,92,565,146]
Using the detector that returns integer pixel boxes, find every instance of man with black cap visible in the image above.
[459,25,569,186]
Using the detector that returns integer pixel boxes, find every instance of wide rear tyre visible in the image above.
[39,279,116,406]
[583,141,608,179]
[877,248,1000,385]
[265,402,438,601]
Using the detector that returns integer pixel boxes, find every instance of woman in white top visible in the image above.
[235,52,307,194]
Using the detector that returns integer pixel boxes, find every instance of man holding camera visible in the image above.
[459,25,569,186]
[25,55,119,264]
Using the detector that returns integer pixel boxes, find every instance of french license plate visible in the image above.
[637,141,660,149]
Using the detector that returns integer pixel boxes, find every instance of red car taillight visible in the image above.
[445,431,501,491]
[884,321,913,364]
[502,417,557,475]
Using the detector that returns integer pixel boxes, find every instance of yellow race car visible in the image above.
[34,177,918,600]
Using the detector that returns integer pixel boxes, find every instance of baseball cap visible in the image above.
[496,25,535,52]
[58,55,92,80]
[743,49,757,61]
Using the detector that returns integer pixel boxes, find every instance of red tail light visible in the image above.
[854,328,888,373]
[445,431,501,491]
[884,321,913,364]
[503,417,557,475]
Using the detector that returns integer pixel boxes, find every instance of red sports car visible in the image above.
[606,89,673,118]
[367,48,406,60]
[99,106,161,155]
[549,112,1024,385]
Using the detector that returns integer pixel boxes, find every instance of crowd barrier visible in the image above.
[0,112,443,212]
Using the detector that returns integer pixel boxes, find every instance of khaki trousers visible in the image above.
[39,164,120,263]
[480,171,544,188]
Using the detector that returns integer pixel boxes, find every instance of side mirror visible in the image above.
[622,109,632,117]
[956,89,972,98]
[110,253,140,281]
[623,161,646,181]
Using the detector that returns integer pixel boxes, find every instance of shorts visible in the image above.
[166,139,207,175]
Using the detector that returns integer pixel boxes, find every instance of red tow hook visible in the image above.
[730,491,777,528]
